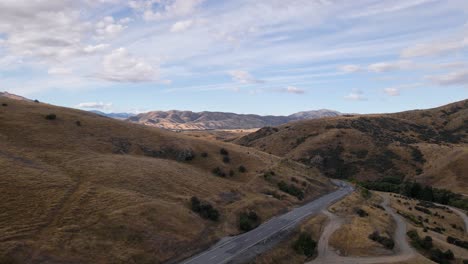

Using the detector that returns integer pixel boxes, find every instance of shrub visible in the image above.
[368,231,394,249]
[293,232,316,257]
[361,188,371,199]
[45,114,57,120]
[229,170,235,177]
[238,165,247,173]
[212,167,226,177]
[1,103,7,106]
[201,152,208,158]
[34,99,40,103]
[239,211,260,231]
[278,181,304,200]
[76,121,82,126]
[190,196,219,221]
[220,148,229,156]
[222,156,230,163]
[356,208,368,217]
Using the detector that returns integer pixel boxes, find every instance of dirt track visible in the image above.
[307,193,416,264]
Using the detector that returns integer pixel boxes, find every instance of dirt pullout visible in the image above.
[308,193,417,264]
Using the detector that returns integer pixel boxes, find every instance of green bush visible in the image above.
[45,113,57,120]
[220,148,229,156]
[212,167,226,177]
[293,232,316,257]
[239,211,260,231]
[278,181,304,200]
[238,165,247,173]
[190,197,219,221]
[368,231,394,249]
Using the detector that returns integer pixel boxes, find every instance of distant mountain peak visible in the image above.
[127,109,343,130]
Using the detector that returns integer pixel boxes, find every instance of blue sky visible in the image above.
[0,0,467,115]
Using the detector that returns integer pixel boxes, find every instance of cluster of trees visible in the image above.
[368,231,394,249]
[45,113,57,120]
[407,230,454,264]
[190,197,219,221]
[239,211,260,232]
[360,179,468,211]
[277,181,304,200]
[447,236,468,249]
[292,232,316,257]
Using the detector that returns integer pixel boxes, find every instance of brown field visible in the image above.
[0,98,333,263]
[236,99,468,189]
[181,128,259,142]
[389,194,468,261]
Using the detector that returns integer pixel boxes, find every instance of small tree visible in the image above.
[293,232,316,257]
[222,156,230,163]
[238,165,247,173]
[220,148,229,156]
[1,103,7,107]
[45,114,57,120]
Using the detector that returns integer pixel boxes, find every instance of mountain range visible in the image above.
[126,109,342,130]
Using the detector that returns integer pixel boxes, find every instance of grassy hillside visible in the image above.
[237,100,468,194]
[0,98,333,264]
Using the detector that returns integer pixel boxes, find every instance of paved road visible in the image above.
[308,193,416,264]
[180,181,354,264]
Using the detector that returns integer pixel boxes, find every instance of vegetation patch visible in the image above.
[292,232,316,257]
[407,230,454,264]
[45,113,57,120]
[190,197,220,221]
[277,181,304,200]
[239,211,261,232]
[368,231,394,249]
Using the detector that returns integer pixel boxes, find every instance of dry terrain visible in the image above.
[127,109,341,130]
[0,98,334,264]
[181,129,258,142]
[237,100,468,190]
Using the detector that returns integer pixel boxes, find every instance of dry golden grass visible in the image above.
[0,98,333,263]
[236,99,468,188]
[181,128,259,142]
[389,194,468,261]
[251,214,328,264]
[328,190,395,256]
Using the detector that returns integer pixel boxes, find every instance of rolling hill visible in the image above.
[237,99,468,194]
[127,109,341,130]
[0,97,334,264]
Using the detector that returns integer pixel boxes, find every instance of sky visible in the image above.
[0,0,467,115]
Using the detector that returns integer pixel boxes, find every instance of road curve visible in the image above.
[179,181,354,264]
[447,206,468,234]
[308,193,416,264]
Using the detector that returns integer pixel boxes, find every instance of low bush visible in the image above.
[222,156,230,163]
[368,231,394,249]
[190,197,219,221]
[45,113,57,120]
[1,103,7,106]
[239,211,260,232]
[212,167,226,177]
[220,148,229,156]
[293,232,316,257]
[238,165,247,173]
[278,181,304,200]
[201,152,208,158]
[356,208,369,217]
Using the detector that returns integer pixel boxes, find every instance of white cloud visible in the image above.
[95,16,128,39]
[282,86,305,94]
[131,0,205,21]
[428,69,468,86]
[383,87,400,96]
[401,39,468,58]
[170,20,194,33]
[97,48,158,82]
[368,60,413,73]
[339,64,361,73]
[228,70,263,84]
[344,89,367,101]
[77,102,113,110]
[48,67,72,75]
